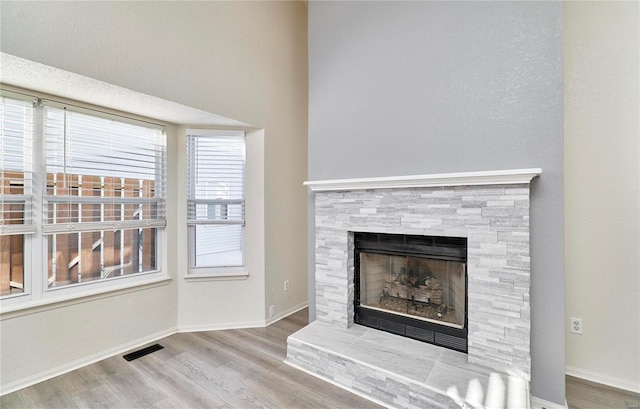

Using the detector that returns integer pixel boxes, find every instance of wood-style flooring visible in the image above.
[0,309,379,409]
[566,375,639,409]
[1,308,638,409]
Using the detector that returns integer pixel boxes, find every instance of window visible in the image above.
[0,89,167,301]
[0,93,35,296]
[43,104,166,288]
[187,130,245,271]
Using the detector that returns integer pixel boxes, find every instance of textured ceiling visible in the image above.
[0,53,250,128]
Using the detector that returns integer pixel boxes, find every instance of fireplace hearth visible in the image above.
[354,232,468,352]
[287,169,541,409]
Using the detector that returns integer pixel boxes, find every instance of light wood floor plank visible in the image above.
[566,375,639,409]
[167,351,274,408]
[194,330,284,372]
[18,374,82,409]
[71,382,129,409]
[0,390,26,408]
[162,332,235,368]
[133,353,229,408]
[99,365,167,408]
[19,390,80,409]
[147,397,186,409]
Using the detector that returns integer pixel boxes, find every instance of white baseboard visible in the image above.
[530,396,567,409]
[178,320,268,332]
[265,301,308,326]
[0,326,178,396]
[177,302,308,333]
[566,365,640,394]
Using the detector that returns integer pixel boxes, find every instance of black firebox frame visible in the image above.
[353,232,469,353]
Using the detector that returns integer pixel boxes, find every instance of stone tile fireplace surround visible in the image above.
[286,169,541,409]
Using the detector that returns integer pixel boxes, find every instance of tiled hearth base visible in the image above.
[294,170,540,409]
[286,321,530,409]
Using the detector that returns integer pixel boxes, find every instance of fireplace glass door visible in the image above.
[359,252,466,329]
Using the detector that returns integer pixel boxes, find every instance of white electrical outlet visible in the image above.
[269,305,275,318]
[570,317,583,334]
[284,280,290,291]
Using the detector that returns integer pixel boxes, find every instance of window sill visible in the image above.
[184,270,249,282]
[0,275,172,320]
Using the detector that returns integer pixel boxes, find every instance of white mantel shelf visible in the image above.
[304,168,542,192]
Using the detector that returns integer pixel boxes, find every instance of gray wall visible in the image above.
[307,1,564,405]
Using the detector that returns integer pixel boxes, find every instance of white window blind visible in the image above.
[187,131,245,268]
[42,104,166,234]
[0,93,35,236]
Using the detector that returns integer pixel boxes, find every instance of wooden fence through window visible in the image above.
[1,171,156,294]
[0,171,25,296]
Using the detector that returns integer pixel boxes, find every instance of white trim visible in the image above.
[0,88,39,104]
[566,365,640,393]
[178,320,267,333]
[186,128,245,137]
[186,219,244,226]
[304,168,542,192]
[41,98,166,130]
[183,270,249,282]
[0,276,171,319]
[530,396,567,409]
[264,301,308,326]
[0,326,178,396]
[177,302,308,332]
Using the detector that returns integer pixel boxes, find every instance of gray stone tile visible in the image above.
[342,338,437,383]
[288,321,368,353]
[287,322,530,409]
[312,183,532,379]
[427,360,493,397]
[438,348,470,367]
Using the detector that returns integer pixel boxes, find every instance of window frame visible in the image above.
[186,129,246,276]
[1,90,37,300]
[0,88,170,310]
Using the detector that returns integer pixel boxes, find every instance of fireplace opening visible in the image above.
[354,232,468,352]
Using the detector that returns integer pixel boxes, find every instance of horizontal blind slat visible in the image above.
[43,106,167,230]
[42,219,166,235]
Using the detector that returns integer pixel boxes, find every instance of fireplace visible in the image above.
[354,232,468,352]
[287,170,541,408]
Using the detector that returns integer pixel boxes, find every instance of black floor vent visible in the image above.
[406,325,435,343]
[123,344,164,361]
[435,333,467,353]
